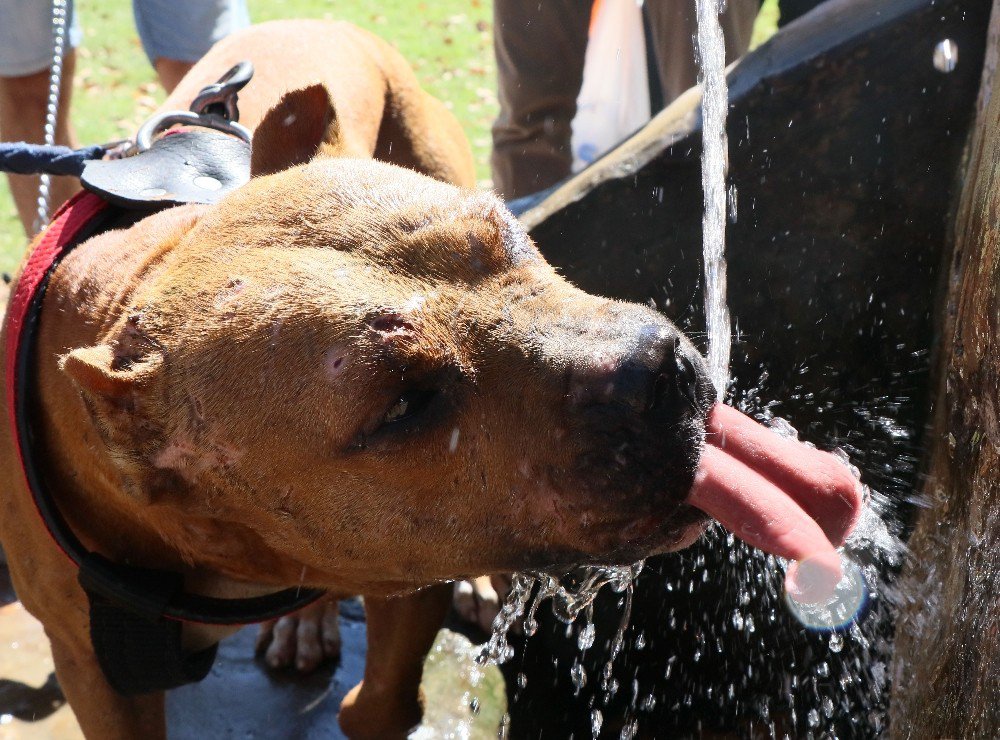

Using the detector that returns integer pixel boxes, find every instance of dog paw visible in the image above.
[452,575,510,634]
[256,596,341,673]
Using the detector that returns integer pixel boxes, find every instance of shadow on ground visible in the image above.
[166,600,367,739]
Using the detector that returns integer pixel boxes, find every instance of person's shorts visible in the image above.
[0,0,249,77]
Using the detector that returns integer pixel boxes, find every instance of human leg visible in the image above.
[0,0,81,234]
[645,0,758,107]
[491,0,592,200]
[133,0,249,93]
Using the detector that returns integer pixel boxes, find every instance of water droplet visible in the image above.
[523,615,538,636]
[591,709,604,737]
[933,39,958,73]
[822,697,834,718]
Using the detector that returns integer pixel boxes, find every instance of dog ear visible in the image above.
[60,342,165,459]
[250,84,341,176]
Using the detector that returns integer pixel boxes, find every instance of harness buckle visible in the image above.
[133,62,255,152]
[189,60,254,121]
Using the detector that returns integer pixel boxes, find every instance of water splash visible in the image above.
[478,0,910,731]
[479,564,643,668]
[784,554,868,631]
[411,630,506,739]
[479,0,739,698]
[723,391,907,736]
[758,410,904,630]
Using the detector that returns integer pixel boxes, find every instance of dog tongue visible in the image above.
[687,404,863,601]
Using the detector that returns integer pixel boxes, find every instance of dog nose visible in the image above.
[669,342,709,413]
[569,327,715,416]
[642,337,715,417]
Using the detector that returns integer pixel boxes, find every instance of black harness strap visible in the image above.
[81,558,218,695]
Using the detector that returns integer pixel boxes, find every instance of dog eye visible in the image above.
[381,388,438,427]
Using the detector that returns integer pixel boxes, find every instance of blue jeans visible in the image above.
[0,0,249,76]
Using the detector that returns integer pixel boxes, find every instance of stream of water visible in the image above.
[695,0,733,399]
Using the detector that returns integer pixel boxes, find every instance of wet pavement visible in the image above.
[0,567,505,739]
[0,601,81,740]
[167,600,367,739]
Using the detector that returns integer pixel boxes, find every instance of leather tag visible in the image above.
[82,130,250,209]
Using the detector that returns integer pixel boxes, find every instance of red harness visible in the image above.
[4,191,109,560]
[3,192,323,631]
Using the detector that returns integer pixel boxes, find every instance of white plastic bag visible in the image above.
[571,0,651,171]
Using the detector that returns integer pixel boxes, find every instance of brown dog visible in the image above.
[0,19,719,740]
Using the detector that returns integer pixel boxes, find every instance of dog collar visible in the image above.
[4,191,325,633]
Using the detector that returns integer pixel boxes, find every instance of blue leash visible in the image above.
[0,142,107,177]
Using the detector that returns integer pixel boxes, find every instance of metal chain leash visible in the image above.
[33,0,70,233]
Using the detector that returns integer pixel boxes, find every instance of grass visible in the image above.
[0,0,496,271]
[0,0,779,272]
[752,0,781,50]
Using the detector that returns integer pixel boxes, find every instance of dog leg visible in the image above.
[338,583,452,740]
[49,637,166,739]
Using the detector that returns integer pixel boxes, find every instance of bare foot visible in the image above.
[256,596,341,673]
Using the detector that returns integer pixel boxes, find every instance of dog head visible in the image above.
[60,91,716,592]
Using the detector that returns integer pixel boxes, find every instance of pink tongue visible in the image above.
[687,405,864,600]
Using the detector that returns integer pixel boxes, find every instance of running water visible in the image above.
[695,0,732,399]
[682,3,905,728]
[691,0,874,623]
[479,565,643,668]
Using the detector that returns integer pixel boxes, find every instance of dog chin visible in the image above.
[611,507,712,559]
[542,506,710,568]
[649,517,712,554]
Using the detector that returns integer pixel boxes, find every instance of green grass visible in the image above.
[752,0,781,50]
[0,0,779,273]
[0,0,495,272]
